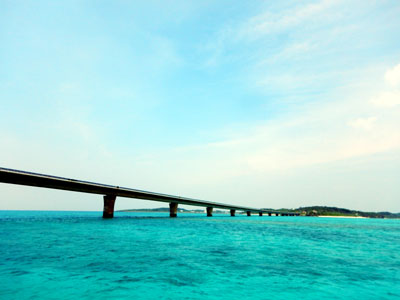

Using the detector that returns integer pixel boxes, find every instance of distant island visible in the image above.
[264,206,400,218]
[119,206,400,218]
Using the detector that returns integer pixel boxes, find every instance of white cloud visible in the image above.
[348,116,377,130]
[371,90,400,108]
[371,64,400,108]
[385,63,400,86]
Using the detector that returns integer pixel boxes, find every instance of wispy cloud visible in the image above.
[149,62,400,182]
[237,0,340,40]
[201,0,377,102]
[2,0,400,212]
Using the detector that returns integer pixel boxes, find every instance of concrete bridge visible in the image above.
[0,167,300,218]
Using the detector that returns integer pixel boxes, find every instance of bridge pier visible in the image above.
[206,207,213,217]
[259,212,263,216]
[169,202,178,217]
[247,211,251,216]
[230,209,235,216]
[268,213,271,216]
[275,213,279,216]
[103,195,116,218]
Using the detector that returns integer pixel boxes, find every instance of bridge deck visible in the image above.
[0,167,286,214]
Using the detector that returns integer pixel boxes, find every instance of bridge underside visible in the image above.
[0,167,300,218]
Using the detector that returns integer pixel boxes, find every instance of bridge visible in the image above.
[0,167,299,218]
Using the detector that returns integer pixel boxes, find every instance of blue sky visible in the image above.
[1,0,400,212]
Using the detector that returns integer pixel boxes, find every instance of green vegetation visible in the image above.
[263,206,400,218]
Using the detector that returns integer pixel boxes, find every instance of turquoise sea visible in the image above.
[0,211,399,299]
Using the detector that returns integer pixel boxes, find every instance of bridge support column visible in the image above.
[247,211,251,216]
[275,213,279,216]
[103,195,116,218]
[206,207,213,217]
[230,209,235,217]
[268,213,271,216]
[169,202,178,217]
[259,212,263,216]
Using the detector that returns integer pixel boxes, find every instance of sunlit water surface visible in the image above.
[0,211,399,299]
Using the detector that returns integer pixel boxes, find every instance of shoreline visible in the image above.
[317,215,368,219]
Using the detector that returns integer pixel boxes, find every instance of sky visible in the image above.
[1,0,400,212]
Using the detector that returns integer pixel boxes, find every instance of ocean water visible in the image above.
[0,211,399,300]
